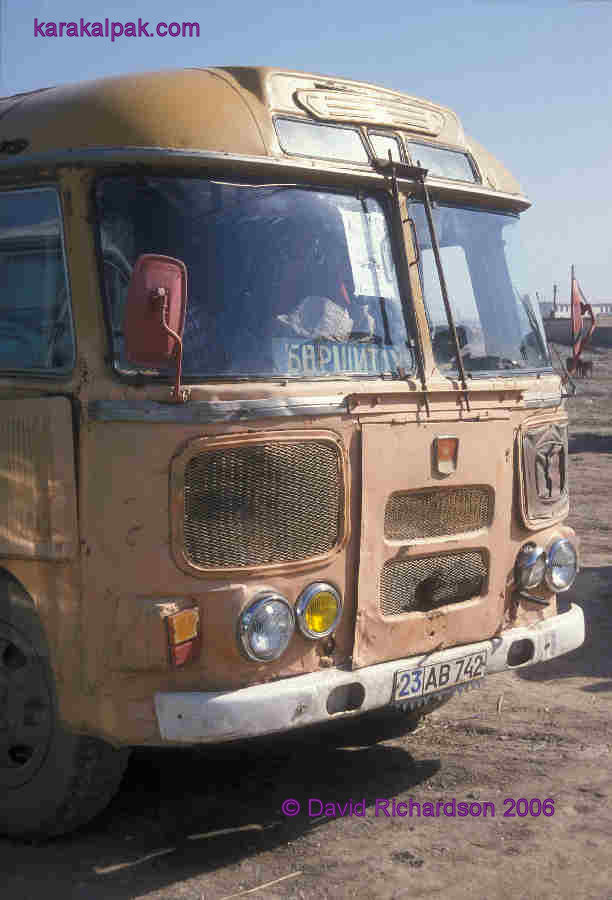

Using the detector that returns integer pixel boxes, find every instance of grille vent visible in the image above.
[380,550,488,616]
[384,487,493,541]
[182,439,344,569]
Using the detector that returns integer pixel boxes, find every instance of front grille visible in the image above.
[380,550,488,616]
[183,439,344,569]
[384,487,493,541]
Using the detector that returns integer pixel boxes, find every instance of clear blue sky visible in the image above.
[1,0,610,302]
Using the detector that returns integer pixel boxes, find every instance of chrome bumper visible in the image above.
[154,603,584,744]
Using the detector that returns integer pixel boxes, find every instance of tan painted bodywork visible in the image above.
[0,67,569,745]
[0,396,77,560]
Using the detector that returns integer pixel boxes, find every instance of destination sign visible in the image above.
[273,339,415,376]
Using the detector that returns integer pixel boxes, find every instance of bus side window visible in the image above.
[0,188,74,373]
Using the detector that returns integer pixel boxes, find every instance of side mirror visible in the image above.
[123,254,189,402]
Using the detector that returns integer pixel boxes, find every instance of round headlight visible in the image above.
[238,594,295,662]
[545,539,578,592]
[514,542,547,590]
[296,583,342,639]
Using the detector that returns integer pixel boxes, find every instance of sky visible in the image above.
[1,0,610,303]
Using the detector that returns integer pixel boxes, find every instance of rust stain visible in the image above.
[126,524,144,547]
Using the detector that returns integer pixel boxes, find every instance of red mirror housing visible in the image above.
[124,254,187,365]
[123,254,189,402]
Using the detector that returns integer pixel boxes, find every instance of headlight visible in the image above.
[545,539,578,592]
[514,542,547,590]
[296,583,342,639]
[238,593,295,662]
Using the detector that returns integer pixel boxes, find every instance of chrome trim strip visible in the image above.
[88,395,349,424]
[88,388,562,423]
[0,146,530,207]
[0,145,375,174]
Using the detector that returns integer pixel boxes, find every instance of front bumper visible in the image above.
[154,603,584,744]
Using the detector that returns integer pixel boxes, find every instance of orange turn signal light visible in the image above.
[165,607,200,667]
[434,436,459,476]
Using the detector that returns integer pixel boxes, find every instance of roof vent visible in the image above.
[295,88,444,135]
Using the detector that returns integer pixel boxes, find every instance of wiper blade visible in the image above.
[375,158,470,410]
[375,156,430,414]
[514,286,549,361]
[413,170,470,409]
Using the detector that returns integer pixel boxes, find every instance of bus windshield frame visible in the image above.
[96,176,418,383]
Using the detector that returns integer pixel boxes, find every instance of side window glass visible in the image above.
[0,188,74,373]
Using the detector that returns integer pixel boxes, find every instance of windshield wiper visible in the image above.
[513,286,549,362]
[376,158,470,411]
[373,159,430,411]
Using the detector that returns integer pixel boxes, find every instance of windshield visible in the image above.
[410,203,551,374]
[97,178,416,379]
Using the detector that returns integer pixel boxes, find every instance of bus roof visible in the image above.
[0,66,524,199]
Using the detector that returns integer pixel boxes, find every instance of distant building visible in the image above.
[539,300,612,318]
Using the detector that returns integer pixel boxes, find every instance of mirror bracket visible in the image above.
[150,286,191,404]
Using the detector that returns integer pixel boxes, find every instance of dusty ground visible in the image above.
[2,348,611,900]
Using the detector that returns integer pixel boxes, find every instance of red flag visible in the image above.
[570,267,588,357]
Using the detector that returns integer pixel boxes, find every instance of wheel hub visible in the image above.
[0,624,53,789]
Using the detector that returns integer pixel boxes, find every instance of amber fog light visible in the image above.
[296,583,342,639]
[545,539,578,592]
[514,542,547,590]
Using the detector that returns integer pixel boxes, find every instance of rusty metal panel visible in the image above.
[0,396,77,560]
[354,419,515,669]
[77,417,359,701]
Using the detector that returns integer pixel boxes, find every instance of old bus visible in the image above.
[0,67,583,838]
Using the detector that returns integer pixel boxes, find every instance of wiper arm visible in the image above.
[411,165,470,410]
[375,157,430,412]
[514,286,549,361]
[376,159,469,409]
[379,297,392,346]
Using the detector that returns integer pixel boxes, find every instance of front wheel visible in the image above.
[0,599,129,840]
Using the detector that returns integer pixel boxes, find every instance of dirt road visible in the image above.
[2,347,610,900]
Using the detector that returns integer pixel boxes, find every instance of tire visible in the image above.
[0,575,130,840]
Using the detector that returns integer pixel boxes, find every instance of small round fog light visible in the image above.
[545,539,578,592]
[514,542,546,590]
[238,593,295,662]
[296,583,342,639]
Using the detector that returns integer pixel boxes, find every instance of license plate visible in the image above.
[393,650,487,702]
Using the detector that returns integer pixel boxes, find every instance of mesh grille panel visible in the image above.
[183,440,343,569]
[380,551,487,616]
[385,487,493,541]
